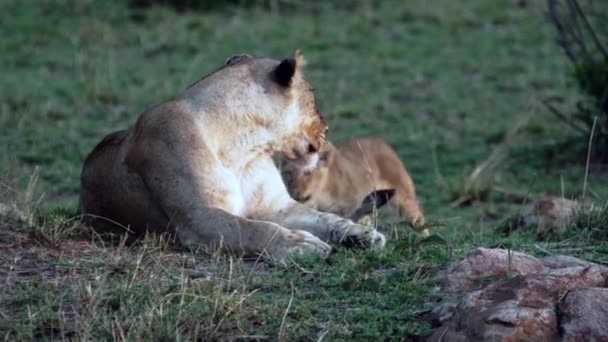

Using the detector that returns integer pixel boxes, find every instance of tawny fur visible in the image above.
[283,137,427,233]
[79,52,386,261]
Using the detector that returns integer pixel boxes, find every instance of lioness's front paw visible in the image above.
[269,229,332,261]
[336,224,386,250]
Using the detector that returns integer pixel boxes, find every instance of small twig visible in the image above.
[548,0,577,62]
[566,0,593,63]
[80,213,134,234]
[437,326,449,342]
[0,267,49,275]
[534,244,554,255]
[571,0,608,59]
[582,116,597,199]
[542,98,590,134]
[278,283,295,342]
[211,289,260,336]
[450,195,472,208]
[493,186,533,202]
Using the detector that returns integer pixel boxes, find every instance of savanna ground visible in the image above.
[1,0,607,340]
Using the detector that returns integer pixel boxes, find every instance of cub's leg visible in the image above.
[394,182,428,237]
[125,111,330,261]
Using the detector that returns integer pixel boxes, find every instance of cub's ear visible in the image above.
[273,58,296,87]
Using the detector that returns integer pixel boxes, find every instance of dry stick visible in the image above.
[211,289,260,336]
[450,114,530,208]
[571,0,608,58]
[278,283,295,342]
[566,0,592,63]
[80,213,135,234]
[247,223,283,284]
[548,0,577,62]
[582,116,597,200]
[542,98,589,134]
[560,175,567,217]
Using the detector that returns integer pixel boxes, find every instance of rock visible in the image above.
[542,255,608,285]
[542,255,597,269]
[0,202,12,217]
[559,287,608,341]
[0,202,27,222]
[438,247,546,293]
[424,248,608,341]
[418,300,459,328]
[527,197,580,236]
[430,276,554,341]
[504,197,580,237]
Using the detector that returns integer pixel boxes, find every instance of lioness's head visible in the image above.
[267,51,328,172]
[186,50,327,171]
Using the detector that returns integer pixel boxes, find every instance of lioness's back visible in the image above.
[79,130,170,236]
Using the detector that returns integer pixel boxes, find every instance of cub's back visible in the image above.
[335,137,408,184]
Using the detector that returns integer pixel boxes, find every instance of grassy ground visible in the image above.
[1,0,607,340]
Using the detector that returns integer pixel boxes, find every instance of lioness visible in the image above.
[282,137,427,234]
[79,51,386,261]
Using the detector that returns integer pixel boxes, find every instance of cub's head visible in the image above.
[282,142,336,205]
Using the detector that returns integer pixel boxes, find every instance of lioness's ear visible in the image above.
[273,58,297,87]
[224,53,252,66]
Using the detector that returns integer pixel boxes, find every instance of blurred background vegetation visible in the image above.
[547,0,608,161]
[2,0,605,217]
[1,0,607,339]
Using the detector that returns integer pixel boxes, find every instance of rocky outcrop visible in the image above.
[421,248,608,341]
[437,247,547,293]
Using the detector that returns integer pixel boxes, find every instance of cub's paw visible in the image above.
[411,214,425,228]
[269,229,332,262]
[408,215,431,238]
[335,224,386,250]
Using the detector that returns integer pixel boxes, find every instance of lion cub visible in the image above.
[283,137,427,234]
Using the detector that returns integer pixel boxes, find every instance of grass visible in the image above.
[1,0,608,339]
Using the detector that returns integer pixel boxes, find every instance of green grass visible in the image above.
[1,0,608,340]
